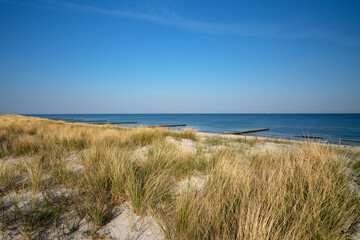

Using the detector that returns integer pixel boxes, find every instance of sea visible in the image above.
[25,114,360,146]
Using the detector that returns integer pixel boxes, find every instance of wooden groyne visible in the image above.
[224,128,270,135]
[95,122,138,125]
[297,135,323,140]
[48,118,63,120]
[146,124,187,128]
[47,117,137,125]
[48,118,110,123]
[71,120,107,123]
[48,118,77,121]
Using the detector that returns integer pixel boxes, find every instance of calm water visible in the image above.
[25,114,360,146]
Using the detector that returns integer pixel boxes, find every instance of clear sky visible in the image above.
[0,0,359,114]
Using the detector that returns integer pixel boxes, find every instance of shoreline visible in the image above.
[195,131,360,151]
[74,122,360,147]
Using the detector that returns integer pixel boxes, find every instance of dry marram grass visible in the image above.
[0,114,359,239]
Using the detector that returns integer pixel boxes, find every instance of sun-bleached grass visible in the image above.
[162,143,359,239]
[0,115,359,239]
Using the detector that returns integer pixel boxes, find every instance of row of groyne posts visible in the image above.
[48,118,345,146]
[47,118,187,128]
[48,118,270,133]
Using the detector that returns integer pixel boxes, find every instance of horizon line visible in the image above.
[15,113,360,115]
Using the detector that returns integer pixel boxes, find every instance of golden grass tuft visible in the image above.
[163,144,359,239]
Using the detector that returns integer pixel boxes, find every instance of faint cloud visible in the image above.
[48,1,281,38]
[1,0,359,46]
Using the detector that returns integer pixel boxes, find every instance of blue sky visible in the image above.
[0,0,359,113]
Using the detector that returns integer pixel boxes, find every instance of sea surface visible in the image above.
[25,114,360,146]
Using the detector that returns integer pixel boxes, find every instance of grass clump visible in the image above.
[204,137,224,146]
[124,145,175,214]
[1,191,70,239]
[166,128,197,141]
[234,136,258,146]
[77,146,126,231]
[162,143,359,239]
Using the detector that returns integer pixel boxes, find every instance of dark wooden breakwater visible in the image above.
[47,118,137,125]
[224,128,270,135]
[297,135,323,140]
[95,122,138,125]
[72,120,107,123]
[146,124,186,128]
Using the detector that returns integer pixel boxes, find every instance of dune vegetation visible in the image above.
[0,115,359,239]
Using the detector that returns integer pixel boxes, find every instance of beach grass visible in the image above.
[0,114,359,239]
